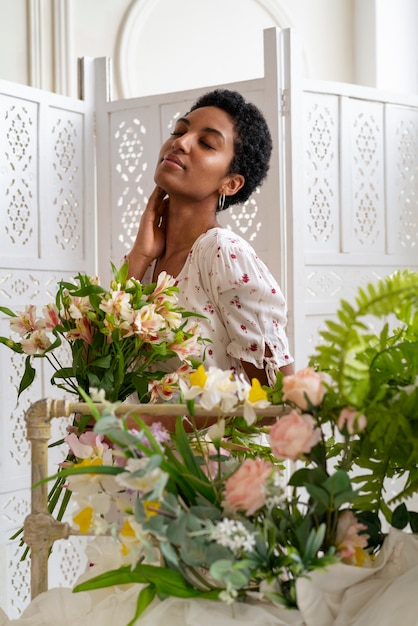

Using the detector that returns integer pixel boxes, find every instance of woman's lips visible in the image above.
[163,153,185,169]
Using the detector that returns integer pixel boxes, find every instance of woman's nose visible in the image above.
[172,133,190,152]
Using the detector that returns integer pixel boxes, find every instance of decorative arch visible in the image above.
[114,0,307,98]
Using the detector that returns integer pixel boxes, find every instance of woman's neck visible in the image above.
[153,200,221,279]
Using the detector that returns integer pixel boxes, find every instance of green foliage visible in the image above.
[309,269,418,522]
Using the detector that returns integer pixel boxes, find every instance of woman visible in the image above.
[126,89,294,389]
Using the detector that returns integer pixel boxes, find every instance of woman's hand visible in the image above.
[125,186,169,279]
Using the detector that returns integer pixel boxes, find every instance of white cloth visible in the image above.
[2,530,418,626]
[296,528,418,626]
[0,590,303,626]
[143,228,293,384]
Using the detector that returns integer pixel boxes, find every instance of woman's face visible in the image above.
[154,105,239,203]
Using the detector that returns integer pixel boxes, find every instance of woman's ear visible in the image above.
[221,173,245,198]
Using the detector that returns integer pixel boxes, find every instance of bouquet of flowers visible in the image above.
[44,269,418,623]
[0,262,204,403]
[0,262,205,554]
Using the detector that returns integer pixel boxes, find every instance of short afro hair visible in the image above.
[190,89,273,210]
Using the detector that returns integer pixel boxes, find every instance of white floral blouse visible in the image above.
[143,228,293,384]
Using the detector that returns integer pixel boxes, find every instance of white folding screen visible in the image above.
[0,77,95,616]
[278,29,418,367]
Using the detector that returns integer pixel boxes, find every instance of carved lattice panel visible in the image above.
[342,98,385,253]
[0,95,38,258]
[110,106,161,261]
[40,108,85,261]
[0,77,94,608]
[300,265,402,369]
[303,93,340,251]
[0,542,31,618]
[386,104,418,252]
[48,535,89,589]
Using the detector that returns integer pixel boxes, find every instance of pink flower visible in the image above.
[42,303,60,330]
[10,305,44,336]
[99,290,133,323]
[148,271,178,302]
[335,510,368,565]
[337,408,367,435]
[167,323,202,360]
[20,330,52,355]
[148,371,180,402]
[132,304,165,339]
[65,431,109,459]
[269,410,321,461]
[282,367,328,410]
[66,317,93,344]
[223,458,273,516]
[66,295,92,320]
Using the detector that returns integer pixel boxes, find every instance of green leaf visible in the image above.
[126,585,156,626]
[18,356,36,396]
[392,503,409,529]
[0,336,23,353]
[74,563,220,599]
[408,511,418,533]
[0,306,18,317]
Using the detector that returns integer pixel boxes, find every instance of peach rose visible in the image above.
[337,408,367,435]
[269,410,321,461]
[282,367,328,410]
[223,458,273,516]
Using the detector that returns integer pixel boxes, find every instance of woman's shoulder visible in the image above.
[193,227,256,257]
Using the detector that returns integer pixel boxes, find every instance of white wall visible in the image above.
[354,0,418,93]
[0,0,411,101]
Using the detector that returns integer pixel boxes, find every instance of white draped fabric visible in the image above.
[1,530,417,626]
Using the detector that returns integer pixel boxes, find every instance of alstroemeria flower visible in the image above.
[148,372,180,403]
[10,305,45,336]
[20,330,52,355]
[148,271,177,300]
[99,290,133,323]
[42,303,60,330]
[65,294,92,320]
[132,304,165,339]
[66,317,93,344]
[167,323,202,359]
[335,510,369,565]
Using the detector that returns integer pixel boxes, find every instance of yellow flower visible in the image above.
[248,378,267,403]
[143,500,160,519]
[353,546,367,566]
[189,364,208,388]
[73,506,93,533]
[121,519,136,538]
[76,457,103,468]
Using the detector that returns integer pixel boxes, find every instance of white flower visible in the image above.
[211,518,257,554]
[115,457,167,496]
[181,366,240,412]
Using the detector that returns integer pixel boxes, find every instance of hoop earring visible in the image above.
[218,193,226,211]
